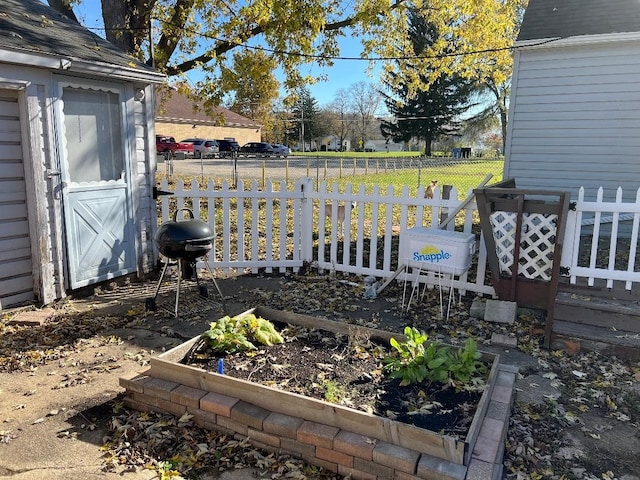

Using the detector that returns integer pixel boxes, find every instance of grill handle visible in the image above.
[173,208,195,222]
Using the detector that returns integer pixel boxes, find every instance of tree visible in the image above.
[291,88,325,151]
[350,82,382,150]
[324,89,356,151]
[380,8,477,155]
[220,50,279,140]
[374,0,527,151]
[48,0,525,108]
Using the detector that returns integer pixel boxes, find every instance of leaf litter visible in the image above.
[0,273,639,479]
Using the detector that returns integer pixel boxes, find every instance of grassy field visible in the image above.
[319,159,504,199]
[159,157,504,200]
[293,150,424,158]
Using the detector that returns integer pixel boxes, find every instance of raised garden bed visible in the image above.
[120,306,517,479]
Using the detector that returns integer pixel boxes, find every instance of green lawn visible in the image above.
[320,159,504,199]
[292,151,424,158]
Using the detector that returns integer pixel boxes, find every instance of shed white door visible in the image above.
[0,90,34,308]
[58,85,136,289]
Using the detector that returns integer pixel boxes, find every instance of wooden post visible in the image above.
[439,185,453,226]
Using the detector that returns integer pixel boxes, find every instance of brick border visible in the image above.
[120,363,516,480]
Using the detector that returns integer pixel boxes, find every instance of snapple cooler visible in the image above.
[399,227,476,275]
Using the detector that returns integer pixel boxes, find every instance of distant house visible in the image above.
[156,90,262,147]
[504,0,640,200]
[318,135,351,152]
[0,0,164,309]
[364,140,404,153]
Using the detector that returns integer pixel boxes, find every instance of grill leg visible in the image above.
[146,258,171,311]
[202,259,226,312]
[174,259,182,318]
[153,259,171,300]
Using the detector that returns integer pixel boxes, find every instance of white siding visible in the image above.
[133,84,157,274]
[0,90,34,307]
[505,40,640,201]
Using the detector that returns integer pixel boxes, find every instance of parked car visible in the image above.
[271,143,290,157]
[180,138,219,158]
[239,142,274,157]
[216,139,241,157]
[156,135,194,156]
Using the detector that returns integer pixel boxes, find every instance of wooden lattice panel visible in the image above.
[489,211,558,281]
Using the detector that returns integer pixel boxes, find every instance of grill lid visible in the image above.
[154,209,214,260]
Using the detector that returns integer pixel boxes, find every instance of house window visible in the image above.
[62,87,124,183]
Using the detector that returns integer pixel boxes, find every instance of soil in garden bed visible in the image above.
[182,323,486,437]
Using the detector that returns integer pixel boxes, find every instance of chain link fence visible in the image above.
[159,155,504,198]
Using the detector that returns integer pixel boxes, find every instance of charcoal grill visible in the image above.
[145,208,224,317]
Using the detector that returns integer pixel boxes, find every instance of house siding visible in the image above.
[0,89,34,308]
[133,84,158,275]
[504,40,640,201]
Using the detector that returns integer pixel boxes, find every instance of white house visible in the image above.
[364,139,404,153]
[504,0,640,201]
[319,135,351,152]
[0,0,165,309]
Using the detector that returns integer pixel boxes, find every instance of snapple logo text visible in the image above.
[413,245,451,263]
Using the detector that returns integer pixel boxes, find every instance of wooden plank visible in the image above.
[553,321,640,349]
[0,260,32,282]
[0,274,32,296]
[0,247,31,263]
[0,236,30,253]
[464,358,501,464]
[0,145,24,161]
[0,220,28,237]
[0,190,26,203]
[395,421,459,464]
[438,174,492,229]
[555,297,640,333]
[0,203,27,221]
[0,98,19,116]
[0,290,34,309]
[0,179,26,193]
[253,306,405,344]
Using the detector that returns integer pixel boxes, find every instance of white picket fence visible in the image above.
[561,186,640,290]
[157,178,640,297]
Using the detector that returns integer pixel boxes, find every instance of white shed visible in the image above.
[0,0,165,309]
[504,0,640,201]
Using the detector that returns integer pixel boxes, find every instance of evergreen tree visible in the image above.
[380,9,477,155]
[291,88,326,151]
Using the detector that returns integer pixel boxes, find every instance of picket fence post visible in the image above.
[299,177,314,263]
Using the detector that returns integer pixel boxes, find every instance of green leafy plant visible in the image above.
[384,326,432,386]
[201,313,284,354]
[383,327,487,388]
[447,338,486,388]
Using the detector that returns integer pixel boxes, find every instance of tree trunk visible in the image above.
[101,0,135,53]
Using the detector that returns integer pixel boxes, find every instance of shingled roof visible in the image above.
[0,0,162,81]
[517,0,640,42]
[156,90,261,128]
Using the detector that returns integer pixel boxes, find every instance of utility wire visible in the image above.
[84,17,561,63]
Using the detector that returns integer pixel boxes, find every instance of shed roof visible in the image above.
[517,0,640,41]
[156,90,261,128]
[0,0,163,82]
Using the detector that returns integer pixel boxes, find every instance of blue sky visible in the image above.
[59,0,380,107]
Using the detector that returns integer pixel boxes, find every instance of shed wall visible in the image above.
[0,89,33,307]
[504,40,640,201]
[133,84,158,274]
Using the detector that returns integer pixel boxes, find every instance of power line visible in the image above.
[81,16,561,64]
